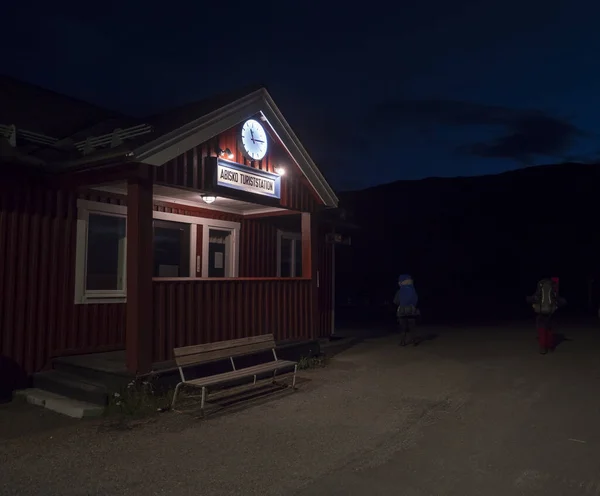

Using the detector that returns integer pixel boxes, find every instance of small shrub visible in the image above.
[297,354,326,370]
[105,374,173,418]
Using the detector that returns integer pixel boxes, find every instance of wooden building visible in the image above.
[0,76,342,388]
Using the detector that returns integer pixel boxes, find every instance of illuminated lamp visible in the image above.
[201,195,216,204]
[218,148,234,160]
[274,166,286,176]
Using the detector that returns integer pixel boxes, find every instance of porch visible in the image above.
[69,164,329,375]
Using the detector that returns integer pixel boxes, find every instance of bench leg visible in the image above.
[171,382,183,410]
[200,386,207,418]
[272,369,277,384]
[253,375,257,385]
[292,364,298,390]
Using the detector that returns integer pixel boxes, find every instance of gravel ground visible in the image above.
[2,322,600,495]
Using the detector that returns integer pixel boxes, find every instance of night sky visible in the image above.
[4,1,600,190]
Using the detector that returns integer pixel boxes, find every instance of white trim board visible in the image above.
[131,89,338,208]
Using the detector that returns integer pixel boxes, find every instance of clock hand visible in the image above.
[253,139,265,143]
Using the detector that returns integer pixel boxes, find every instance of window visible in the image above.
[207,229,232,278]
[153,220,191,277]
[75,207,128,303]
[75,200,240,304]
[277,231,302,277]
[86,213,127,291]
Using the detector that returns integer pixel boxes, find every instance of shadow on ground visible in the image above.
[173,374,308,420]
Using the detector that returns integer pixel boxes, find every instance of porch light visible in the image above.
[201,195,216,204]
[274,166,286,176]
[218,148,234,160]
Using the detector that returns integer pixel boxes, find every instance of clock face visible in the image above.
[240,119,268,161]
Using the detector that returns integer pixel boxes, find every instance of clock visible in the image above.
[240,119,268,161]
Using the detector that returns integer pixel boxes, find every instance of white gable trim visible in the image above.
[132,89,338,208]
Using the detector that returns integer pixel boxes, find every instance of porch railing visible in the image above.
[152,277,313,363]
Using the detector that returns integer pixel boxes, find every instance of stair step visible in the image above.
[51,358,132,390]
[33,370,109,406]
[15,389,104,418]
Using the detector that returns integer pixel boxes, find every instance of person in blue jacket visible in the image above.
[394,274,420,345]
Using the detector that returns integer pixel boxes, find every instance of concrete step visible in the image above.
[33,370,109,406]
[15,389,104,418]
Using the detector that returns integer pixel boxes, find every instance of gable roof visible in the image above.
[132,86,338,207]
[0,77,338,207]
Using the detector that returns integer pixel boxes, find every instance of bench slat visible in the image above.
[184,360,297,388]
[174,340,276,367]
[173,334,275,358]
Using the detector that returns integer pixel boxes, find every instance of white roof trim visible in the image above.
[132,89,338,208]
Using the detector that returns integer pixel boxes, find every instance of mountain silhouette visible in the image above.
[336,163,600,324]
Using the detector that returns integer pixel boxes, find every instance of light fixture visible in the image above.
[274,166,286,176]
[218,147,234,160]
[201,195,216,204]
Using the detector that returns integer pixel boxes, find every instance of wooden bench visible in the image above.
[171,334,298,415]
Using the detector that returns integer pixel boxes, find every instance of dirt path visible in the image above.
[2,323,600,495]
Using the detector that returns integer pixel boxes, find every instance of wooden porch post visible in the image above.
[126,168,154,374]
[301,212,318,339]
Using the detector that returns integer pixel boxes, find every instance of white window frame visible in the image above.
[75,199,240,304]
[276,230,302,277]
[203,225,238,279]
[75,203,128,305]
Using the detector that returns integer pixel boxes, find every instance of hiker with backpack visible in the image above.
[526,277,566,354]
[394,274,421,346]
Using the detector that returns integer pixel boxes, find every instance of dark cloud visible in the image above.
[465,114,581,162]
[365,99,582,162]
[366,99,523,128]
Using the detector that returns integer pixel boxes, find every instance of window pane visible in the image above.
[154,220,191,277]
[280,237,293,277]
[208,229,230,278]
[294,239,302,277]
[86,214,126,291]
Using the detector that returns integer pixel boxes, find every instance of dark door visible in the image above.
[208,242,226,277]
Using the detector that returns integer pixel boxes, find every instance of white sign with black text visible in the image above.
[216,159,280,199]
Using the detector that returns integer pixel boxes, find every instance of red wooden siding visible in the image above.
[0,184,126,376]
[152,278,313,363]
[239,218,278,277]
[151,120,323,212]
[0,182,334,376]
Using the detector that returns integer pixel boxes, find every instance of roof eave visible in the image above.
[48,147,135,171]
[133,89,264,165]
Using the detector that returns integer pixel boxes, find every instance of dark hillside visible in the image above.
[336,163,600,325]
